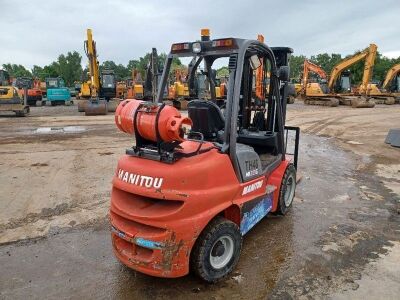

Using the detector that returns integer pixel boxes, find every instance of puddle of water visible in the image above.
[35,126,86,134]
[63,126,86,133]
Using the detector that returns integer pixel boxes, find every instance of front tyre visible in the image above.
[276,164,296,215]
[190,217,242,283]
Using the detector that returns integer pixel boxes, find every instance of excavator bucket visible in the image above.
[350,96,375,108]
[84,99,108,116]
[106,99,120,112]
[77,100,88,112]
[385,129,400,148]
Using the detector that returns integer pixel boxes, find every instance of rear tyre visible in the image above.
[276,164,296,215]
[190,216,242,283]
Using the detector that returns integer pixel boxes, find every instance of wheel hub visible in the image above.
[209,235,234,269]
[284,175,295,207]
[211,241,225,257]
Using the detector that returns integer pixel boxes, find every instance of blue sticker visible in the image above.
[240,195,272,235]
[135,238,164,250]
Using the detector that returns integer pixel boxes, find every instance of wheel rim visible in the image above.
[209,235,234,269]
[284,174,295,207]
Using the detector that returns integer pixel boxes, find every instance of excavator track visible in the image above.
[370,97,395,105]
[352,98,375,108]
[339,96,375,108]
[303,97,339,107]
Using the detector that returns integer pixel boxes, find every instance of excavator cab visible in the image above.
[388,73,400,93]
[334,70,352,93]
[111,30,300,282]
[100,69,116,100]
[0,70,10,86]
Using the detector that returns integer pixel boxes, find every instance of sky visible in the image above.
[1,0,400,69]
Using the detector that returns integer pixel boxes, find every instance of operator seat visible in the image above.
[187,100,225,141]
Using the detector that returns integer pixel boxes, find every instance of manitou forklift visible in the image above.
[110,30,300,282]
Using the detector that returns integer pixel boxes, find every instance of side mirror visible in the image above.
[278,66,290,82]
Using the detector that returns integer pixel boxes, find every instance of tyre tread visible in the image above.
[190,216,241,282]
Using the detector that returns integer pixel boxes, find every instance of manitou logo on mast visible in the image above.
[117,169,163,189]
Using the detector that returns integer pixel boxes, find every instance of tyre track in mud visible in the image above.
[293,114,358,136]
[270,161,400,299]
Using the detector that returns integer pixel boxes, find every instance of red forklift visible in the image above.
[110,30,300,282]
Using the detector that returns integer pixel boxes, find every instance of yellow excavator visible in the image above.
[78,29,118,115]
[365,63,400,104]
[77,78,92,103]
[299,60,330,95]
[126,69,144,99]
[304,44,377,108]
[0,70,29,116]
[329,43,377,107]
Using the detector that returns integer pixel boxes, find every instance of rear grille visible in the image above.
[110,187,185,240]
[110,210,165,238]
[111,187,184,219]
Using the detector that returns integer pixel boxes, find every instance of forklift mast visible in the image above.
[149,31,298,180]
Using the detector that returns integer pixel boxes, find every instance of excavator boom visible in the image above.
[328,44,377,94]
[382,64,400,90]
[302,59,327,86]
[85,29,100,97]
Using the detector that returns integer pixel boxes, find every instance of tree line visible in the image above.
[3,49,400,87]
[1,51,184,87]
[289,51,400,84]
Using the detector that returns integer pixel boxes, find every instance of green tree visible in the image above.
[216,66,229,77]
[126,52,182,79]
[100,61,130,81]
[289,55,306,80]
[41,63,59,79]
[372,52,395,83]
[127,59,140,74]
[310,53,342,74]
[54,51,83,86]
[31,65,43,78]
[2,63,31,77]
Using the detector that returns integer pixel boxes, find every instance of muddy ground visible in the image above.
[0,102,399,299]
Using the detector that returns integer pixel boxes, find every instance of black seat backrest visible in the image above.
[188,100,225,140]
[237,130,278,154]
